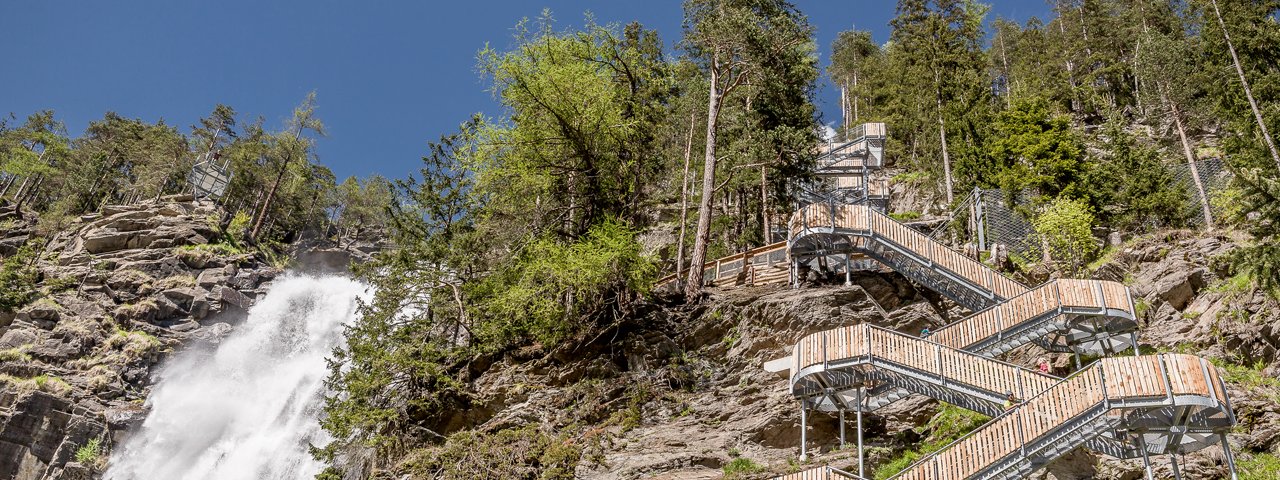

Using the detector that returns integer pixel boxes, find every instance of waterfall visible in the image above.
[106,275,367,480]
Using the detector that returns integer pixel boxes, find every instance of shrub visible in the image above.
[0,245,40,312]
[398,425,581,479]
[1033,197,1097,276]
[0,346,32,363]
[874,404,989,479]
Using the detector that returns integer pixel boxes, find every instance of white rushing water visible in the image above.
[106,275,367,480]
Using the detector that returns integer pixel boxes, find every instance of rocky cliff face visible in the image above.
[0,197,282,479]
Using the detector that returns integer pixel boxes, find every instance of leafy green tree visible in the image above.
[250,92,325,240]
[681,0,816,298]
[332,175,393,247]
[1034,197,1097,276]
[0,245,40,313]
[0,111,70,210]
[830,29,878,128]
[883,0,989,204]
[972,98,1087,204]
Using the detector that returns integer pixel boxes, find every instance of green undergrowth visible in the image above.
[888,211,921,222]
[0,373,72,395]
[1209,358,1280,401]
[723,457,764,478]
[75,438,104,468]
[891,170,930,184]
[392,424,585,480]
[874,404,990,479]
[1240,452,1280,480]
[1207,271,1256,299]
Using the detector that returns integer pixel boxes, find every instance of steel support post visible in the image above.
[799,401,808,461]
[1132,332,1141,356]
[834,407,844,450]
[1221,435,1239,480]
[857,388,865,479]
[1074,350,1083,370]
[844,253,852,286]
[1137,434,1155,480]
[975,188,986,251]
[1169,454,1183,480]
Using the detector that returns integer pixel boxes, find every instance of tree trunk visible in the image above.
[840,83,849,130]
[250,159,290,241]
[1166,94,1214,228]
[675,111,696,285]
[1211,0,1280,172]
[1057,1,1081,112]
[852,74,859,124]
[936,87,955,204]
[685,66,723,299]
[998,30,1012,106]
[0,175,14,199]
[760,165,769,243]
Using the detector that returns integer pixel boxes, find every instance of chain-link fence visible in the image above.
[927,158,1236,264]
[1169,157,1234,227]
[928,189,1045,264]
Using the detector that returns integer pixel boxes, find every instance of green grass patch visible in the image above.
[0,346,31,363]
[1240,452,1280,480]
[891,170,930,184]
[889,211,922,221]
[723,457,764,478]
[875,404,989,479]
[75,438,103,465]
[1208,272,1255,299]
[1087,246,1119,272]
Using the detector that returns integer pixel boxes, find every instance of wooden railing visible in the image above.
[790,324,1059,401]
[890,354,1229,480]
[777,466,866,480]
[788,204,1027,300]
[655,241,788,288]
[928,279,1134,350]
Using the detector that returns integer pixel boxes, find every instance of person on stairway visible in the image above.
[1037,357,1051,375]
[1003,391,1019,410]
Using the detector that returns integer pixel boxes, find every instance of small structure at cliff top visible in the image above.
[189,149,232,201]
[660,123,1242,479]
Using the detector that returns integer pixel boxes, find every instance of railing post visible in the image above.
[975,187,986,251]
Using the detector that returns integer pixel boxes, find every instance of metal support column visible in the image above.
[1074,350,1083,370]
[857,388,865,479]
[1169,454,1183,480]
[1132,332,1141,356]
[839,409,846,448]
[1137,434,1155,480]
[1221,435,1239,480]
[974,188,986,251]
[844,253,852,286]
[799,401,808,461]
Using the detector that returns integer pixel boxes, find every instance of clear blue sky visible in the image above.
[0,1,1049,181]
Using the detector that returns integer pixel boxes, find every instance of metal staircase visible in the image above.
[778,323,1236,479]
[649,123,1239,478]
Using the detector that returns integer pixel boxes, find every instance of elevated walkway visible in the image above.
[788,203,1026,311]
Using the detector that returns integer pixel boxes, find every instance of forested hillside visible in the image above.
[3,0,1279,479]
[311,0,1280,478]
[0,94,392,255]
